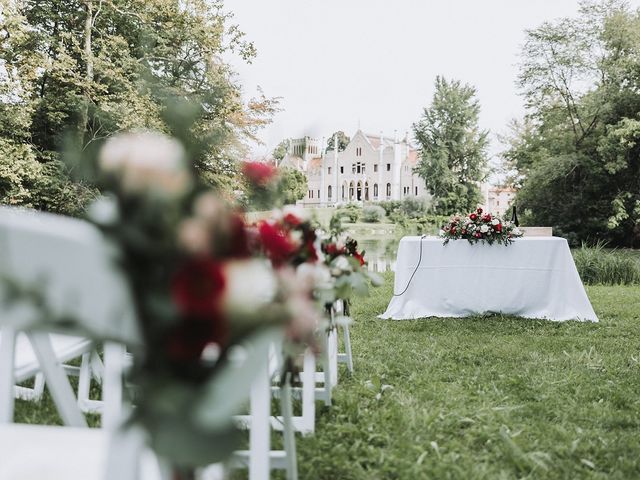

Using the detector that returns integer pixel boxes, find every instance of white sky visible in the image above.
[223,0,640,160]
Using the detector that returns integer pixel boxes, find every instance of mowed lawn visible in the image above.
[295,272,640,480]
[12,272,640,479]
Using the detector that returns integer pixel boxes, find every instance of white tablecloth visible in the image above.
[380,236,598,322]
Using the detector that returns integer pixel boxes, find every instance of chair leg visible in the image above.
[0,327,17,424]
[102,342,125,430]
[281,373,298,480]
[249,359,270,480]
[77,351,92,411]
[342,324,354,373]
[27,331,87,427]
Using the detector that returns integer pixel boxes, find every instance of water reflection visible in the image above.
[353,236,401,273]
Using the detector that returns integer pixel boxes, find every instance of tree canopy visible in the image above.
[325,131,350,152]
[413,76,489,214]
[0,0,278,214]
[505,0,640,246]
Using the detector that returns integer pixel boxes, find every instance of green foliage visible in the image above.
[413,76,489,215]
[0,0,277,214]
[325,131,350,152]
[276,167,307,206]
[332,203,361,224]
[272,139,290,161]
[572,242,640,285]
[375,200,402,217]
[509,0,640,247]
[361,205,385,223]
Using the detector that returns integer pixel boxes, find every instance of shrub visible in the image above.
[333,203,361,223]
[361,205,385,223]
[400,196,429,218]
[375,200,402,217]
[572,242,640,285]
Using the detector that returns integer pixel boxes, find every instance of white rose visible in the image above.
[333,255,351,272]
[491,218,500,226]
[222,260,277,316]
[480,225,489,233]
[296,263,332,289]
[290,230,303,247]
[99,131,190,197]
[513,227,522,236]
[177,218,211,255]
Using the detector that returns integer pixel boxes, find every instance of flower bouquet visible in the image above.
[84,121,321,473]
[440,208,523,246]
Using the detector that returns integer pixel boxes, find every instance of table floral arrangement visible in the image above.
[440,208,523,246]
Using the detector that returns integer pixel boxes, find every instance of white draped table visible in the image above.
[380,236,598,322]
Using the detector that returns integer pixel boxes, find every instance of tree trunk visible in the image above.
[79,0,94,147]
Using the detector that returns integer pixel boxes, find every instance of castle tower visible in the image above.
[392,130,402,200]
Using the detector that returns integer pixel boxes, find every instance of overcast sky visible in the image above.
[224,0,640,159]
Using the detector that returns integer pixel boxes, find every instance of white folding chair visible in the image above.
[0,207,159,480]
[335,299,354,373]
[231,340,299,480]
[6,331,105,414]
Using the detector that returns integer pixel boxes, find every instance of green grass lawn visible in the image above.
[13,272,640,479]
[295,272,640,479]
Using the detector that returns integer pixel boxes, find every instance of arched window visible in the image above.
[386,183,391,198]
[328,185,332,200]
[374,184,378,198]
[349,181,354,200]
[342,184,345,200]
[364,182,369,201]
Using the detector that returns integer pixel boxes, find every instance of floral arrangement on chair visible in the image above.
[440,208,523,246]
[321,233,382,319]
[85,120,322,472]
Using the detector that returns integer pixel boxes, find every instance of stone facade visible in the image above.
[279,130,427,206]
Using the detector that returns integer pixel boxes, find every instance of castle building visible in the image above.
[279,129,427,206]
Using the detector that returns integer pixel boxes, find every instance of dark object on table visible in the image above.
[511,205,520,227]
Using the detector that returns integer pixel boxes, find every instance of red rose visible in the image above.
[306,238,319,262]
[242,161,277,187]
[171,258,226,317]
[451,227,457,235]
[165,317,227,363]
[258,221,297,267]
[169,258,228,362]
[483,214,492,222]
[283,213,302,226]
[228,213,251,258]
[477,208,483,214]
[469,213,478,221]
[353,252,366,266]
[474,232,482,238]
[495,224,502,233]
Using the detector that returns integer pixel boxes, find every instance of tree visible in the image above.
[325,131,350,152]
[413,76,489,214]
[276,167,307,205]
[508,0,640,246]
[0,0,278,213]
[272,139,290,162]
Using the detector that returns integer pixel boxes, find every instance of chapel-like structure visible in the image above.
[279,129,427,206]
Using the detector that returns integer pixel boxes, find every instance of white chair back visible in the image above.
[0,206,140,344]
[0,207,139,426]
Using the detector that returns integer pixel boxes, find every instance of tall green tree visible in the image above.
[413,76,489,214]
[325,131,350,152]
[0,0,278,214]
[509,0,640,246]
[272,139,290,162]
[277,167,307,205]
